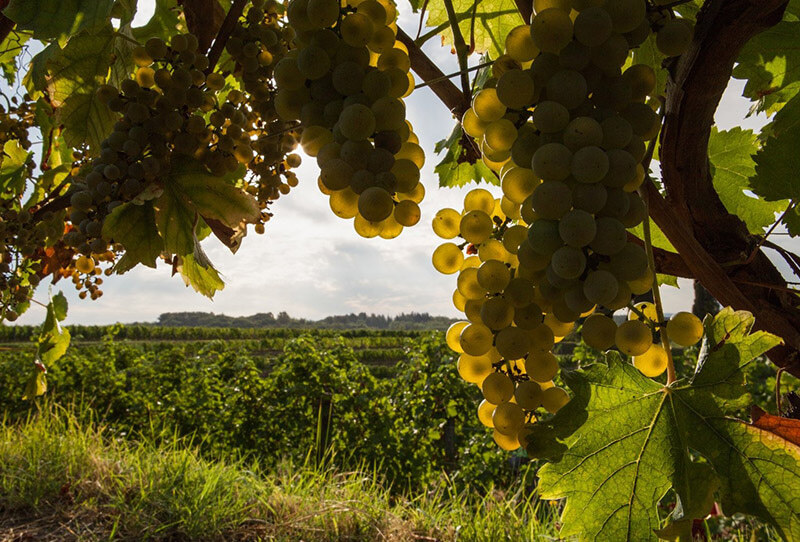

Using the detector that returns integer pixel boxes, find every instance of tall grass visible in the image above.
[0,406,560,541]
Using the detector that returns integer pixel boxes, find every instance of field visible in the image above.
[0,326,785,540]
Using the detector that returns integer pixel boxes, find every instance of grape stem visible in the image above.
[413,61,494,91]
[442,0,472,100]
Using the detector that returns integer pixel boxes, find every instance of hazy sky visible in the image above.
[13,2,795,325]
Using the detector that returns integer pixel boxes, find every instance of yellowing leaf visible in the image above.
[45,25,116,107]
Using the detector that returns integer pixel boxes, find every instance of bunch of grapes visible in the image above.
[277,0,426,239]
[435,0,697,453]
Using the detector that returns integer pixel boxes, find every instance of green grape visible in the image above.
[528,219,563,255]
[432,208,461,239]
[623,64,657,102]
[666,311,704,346]
[320,158,354,190]
[551,246,586,280]
[446,321,469,353]
[461,322,495,356]
[545,311,575,337]
[339,104,376,140]
[559,209,596,247]
[634,344,669,377]
[481,295,515,329]
[531,181,572,219]
[357,0,388,26]
[598,187,630,218]
[563,116,603,151]
[493,401,525,435]
[657,19,693,57]
[504,277,536,308]
[571,145,609,184]
[505,24,539,63]
[377,48,410,73]
[329,188,360,218]
[495,70,536,111]
[624,18,651,47]
[532,100,570,134]
[472,88,507,122]
[501,167,538,205]
[529,323,556,351]
[603,148,637,188]
[545,69,588,110]
[581,313,617,350]
[357,186,393,221]
[478,399,496,427]
[563,283,594,313]
[629,301,658,322]
[460,210,494,244]
[621,102,661,140]
[391,159,420,192]
[457,267,488,300]
[478,260,511,292]
[393,200,420,226]
[307,0,340,27]
[478,239,509,263]
[464,298,484,323]
[370,26,397,54]
[628,266,654,296]
[591,34,630,75]
[615,319,652,356]
[624,135,647,164]
[484,119,518,152]
[541,386,570,413]
[573,6,613,47]
[534,0,571,13]
[457,353,493,383]
[605,279,632,311]
[482,372,515,404]
[297,45,331,79]
[432,242,464,274]
[590,216,627,256]
[514,380,543,409]
[583,269,619,306]
[532,143,572,182]
[495,326,532,360]
[526,350,559,382]
[530,8,574,53]
[607,242,648,281]
[384,67,411,98]
[462,108,489,138]
[510,124,540,168]
[341,12,374,47]
[372,97,406,131]
[331,62,366,96]
[604,0,646,33]
[502,224,529,255]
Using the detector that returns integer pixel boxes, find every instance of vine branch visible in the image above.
[205,0,247,74]
[441,0,471,99]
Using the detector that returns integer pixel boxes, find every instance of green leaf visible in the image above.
[0,31,29,85]
[422,0,523,59]
[36,291,70,366]
[169,158,260,228]
[0,140,33,193]
[763,93,800,139]
[732,21,800,113]
[708,128,786,233]
[434,125,498,188]
[111,0,138,26]
[3,0,115,40]
[537,310,796,541]
[179,251,224,298]
[22,42,60,98]
[45,25,116,107]
[109,25,137,88]
[57,91,117,151]
[132,0,182,42]
[155,183,197,257]
[22,371,47,400]
[103,201,164,269]
[630,218,675,252]
[751,121,800,203]
[656,462,719,541]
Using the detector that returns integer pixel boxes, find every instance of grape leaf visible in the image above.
[109,25,137,88]
[56,91,117,151]
[422,0,522,59]
[763,92,800,139]
[536,309,798,541]
[111,0,138,26]
[732,21,800,113]
[751,120,800,206]
[0,140,33,193]
[178,250,224,298]
[434,124,498,188]
[3,0,115,40]
[0,31,29,85]
[45,26,117,107]
[132,0,182,42]
[22,42,60,99]
[102,201,164,269]
[708,128,787,233]
[155,183,197,257]
[36,291,70,367]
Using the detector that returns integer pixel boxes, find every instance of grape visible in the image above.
[502,224,529,254]
[598,187,631,219]
[481,296,515,329]
[329,188,360,219]
[559,209,596,248]
[484,119,518,152]
[482,372,515,404]
[493,402,525,435]
[479,239,511,263]
[357,186,393,222]
[603,148,637,188]
[496,69,536,110]
[493,429,521,451]
[605,279,632,311]
[591,34,630,75]
[526,351,559,382]
[551,246,586,280]
[559,40,592,71]
[581,314,617,350]
[501,168,538,205]
[446,321,469,353]
[544,312,575,337]
[571,145,609,184]
[608,242,648,281]
[472,88,507,122]
[628,266,654,296]
[532,101,570,134]
[583,269,619,306]
[394,200,420,226]
[531,181,572,219]
[604,0,646,33]
[478,399,496,427]
[529,323,556,351]
[531,8,574,53]
[571,182,608,214]
[601,115,633,150]
[457,267,488,300]
[465,298,484,323]
[657,19,693,57]
[515,380,543,409]
[666,311,704,346]
[372,97,406,131]
[504,277,536,308]
[505,24,539,62]
[532,143,572,182]
[563,116,603,151]
[541,387,570,413]
[462,108,489,138]
[391,159,420,192]
[353,214,384,238]
[453,289,467,311]
[297,45,331,79]
[629,301,657,322]
[546,69,588,110]
[460,322,494,356]
[341,12,374,47]
[307,0,340,28]
[432,243,464,274]
[621,103,661,140]
[457,353,493,383]
[460,210,494,244]
[615,320,653,356]
[574,7,613,47]
[623,64,656,102]
[634,344,669,377]
[495,326,532,360]
[534,0,571,12]
[478,260,511,292]
[338,104,376,140]
[563,284,594,313]
[590,217,627,256]
[528,219,563,255]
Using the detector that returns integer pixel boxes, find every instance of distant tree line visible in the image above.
[155,311,455,330]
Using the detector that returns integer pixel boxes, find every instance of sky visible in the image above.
[12,2,797,326]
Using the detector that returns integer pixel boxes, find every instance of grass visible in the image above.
[0,407,560,541]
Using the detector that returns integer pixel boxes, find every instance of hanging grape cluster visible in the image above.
[435,0,703,453]
[279,0,426,239]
